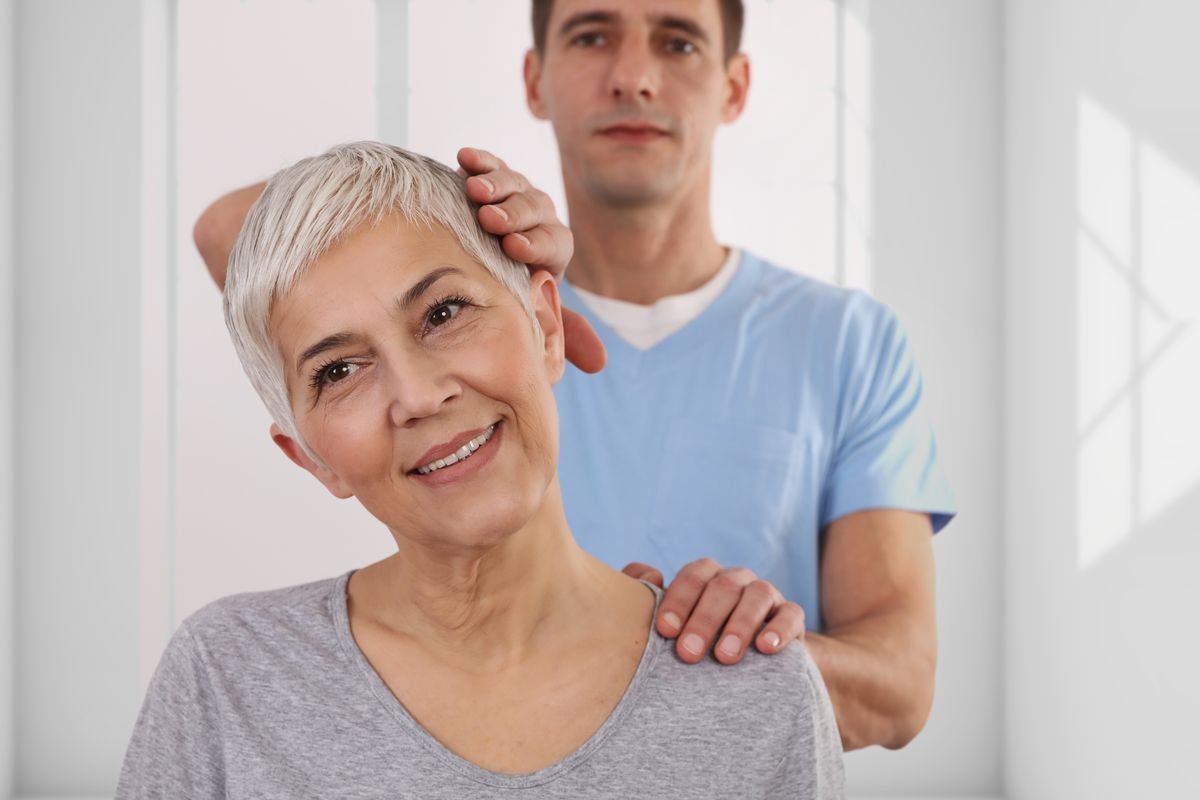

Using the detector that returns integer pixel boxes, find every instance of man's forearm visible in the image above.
[804,607,937,751]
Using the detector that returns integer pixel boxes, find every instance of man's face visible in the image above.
[526,0,749,207]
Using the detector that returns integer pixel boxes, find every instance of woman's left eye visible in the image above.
[426,299,468,329]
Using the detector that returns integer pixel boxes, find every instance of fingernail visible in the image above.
[477,177,495,197]
[489,204,508,221]
[510,232,529,247]
[681,633,704,655]
[662,611,682,632]
[764,632,781,650]
[718,635,741,657]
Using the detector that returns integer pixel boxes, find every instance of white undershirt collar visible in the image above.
[568,247,742,351]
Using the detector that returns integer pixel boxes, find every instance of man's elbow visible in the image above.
[881,658,936,750]
[193,207,229,290]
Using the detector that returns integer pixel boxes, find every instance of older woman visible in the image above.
[117,142,845,798]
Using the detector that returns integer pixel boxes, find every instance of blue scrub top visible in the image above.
[553,251,956,631]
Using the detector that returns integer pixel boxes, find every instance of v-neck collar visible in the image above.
[329,570,666,789]
[560,252,763,382]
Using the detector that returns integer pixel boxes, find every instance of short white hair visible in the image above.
[224,141,533,462]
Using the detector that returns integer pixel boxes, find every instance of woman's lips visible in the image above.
[409,421,503,486]
[411,422,496,471]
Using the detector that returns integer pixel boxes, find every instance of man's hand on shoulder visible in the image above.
[622,559,806,665]
[457,146,606,374]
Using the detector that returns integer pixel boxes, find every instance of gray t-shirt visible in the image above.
[117,571,845,798]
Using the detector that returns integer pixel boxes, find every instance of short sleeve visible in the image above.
[764,647,847,798]
[115,624,226,799]
[820,297,956,532]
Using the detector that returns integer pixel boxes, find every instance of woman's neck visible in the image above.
[358,483,644,671]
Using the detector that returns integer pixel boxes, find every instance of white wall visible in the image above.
[170,0,383,646]
[1005,0,1200,797]
[14,1,145,793]
[840,2,1002,796]
[1,0,14,795]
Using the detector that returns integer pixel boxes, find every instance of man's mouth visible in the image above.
[599,123,670,143]
[412,423,499,476]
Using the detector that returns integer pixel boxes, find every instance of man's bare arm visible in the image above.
[194,182,266,291]
[805,508,938,751]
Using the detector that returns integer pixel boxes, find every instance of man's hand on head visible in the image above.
[622,558,807,665]
[457,146,606,374]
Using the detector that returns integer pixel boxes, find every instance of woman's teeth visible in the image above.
[415,424,497,475]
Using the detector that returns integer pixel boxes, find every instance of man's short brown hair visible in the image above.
[531,0,745,63]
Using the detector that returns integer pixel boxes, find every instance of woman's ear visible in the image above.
[528,271,566,382]
[269,423,354,499]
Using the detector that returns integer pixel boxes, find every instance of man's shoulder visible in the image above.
[740,250,897,335]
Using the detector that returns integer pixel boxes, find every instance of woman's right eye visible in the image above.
[320,361,360,387]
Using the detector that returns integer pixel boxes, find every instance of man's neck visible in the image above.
[565,180,728,306]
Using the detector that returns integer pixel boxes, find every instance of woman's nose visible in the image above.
[386,355,460,428]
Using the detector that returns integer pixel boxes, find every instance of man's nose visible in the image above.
[609,38,658,102]
[386,353,459,428]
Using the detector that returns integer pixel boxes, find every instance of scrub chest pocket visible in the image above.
[649,418,803,579]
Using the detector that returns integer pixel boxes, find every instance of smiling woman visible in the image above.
[115,141,846,798]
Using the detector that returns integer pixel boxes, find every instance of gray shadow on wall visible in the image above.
[838,0,1003,796]
[1067,1,1200,796]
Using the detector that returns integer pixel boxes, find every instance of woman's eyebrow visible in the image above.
[395,265,463,312]
[296,332,358,377]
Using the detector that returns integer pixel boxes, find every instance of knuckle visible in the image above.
[689,557,720,574]
[709,573,744,594]
[673,572,708,597]
[724,566,757,584]
[781,602,806,623]
[744,580,775,604]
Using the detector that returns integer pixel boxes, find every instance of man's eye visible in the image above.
[666,38,697,55]
[572,31,607,48]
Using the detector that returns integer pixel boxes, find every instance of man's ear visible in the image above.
[529,271,565,382]
[722,53,751,123]
[269,423,354,499]
[524,49,550,120]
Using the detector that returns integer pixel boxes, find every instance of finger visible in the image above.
[456,146,506,178]
[478,191,548,237]
[755,601,807,654]
[464,167,531,206]
[674,567,757,663]
[499,222,572,277]
[562,310,607,373]
[621,562,665,587]
[656,558,723,642]
[711,580,780,665]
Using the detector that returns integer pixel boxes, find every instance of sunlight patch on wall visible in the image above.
[1076,94,1200,570]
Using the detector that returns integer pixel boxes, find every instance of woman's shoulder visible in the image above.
[175,571,348,659]
[644,636,834,732]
